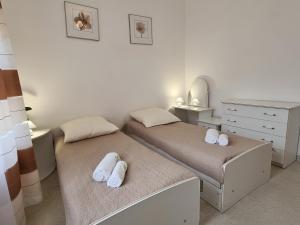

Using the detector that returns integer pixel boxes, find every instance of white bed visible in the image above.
[126,120,272,212]
[54,131,200,225]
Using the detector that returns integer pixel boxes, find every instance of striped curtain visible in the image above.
[0,69,42,225]
[0,138,16,225]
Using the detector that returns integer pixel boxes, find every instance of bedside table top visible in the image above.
[31,129,51,140]
[173,105,213,112]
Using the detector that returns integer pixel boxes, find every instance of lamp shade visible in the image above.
[191,98,200,106]
[27,120,37,130]
[176,97,185,105]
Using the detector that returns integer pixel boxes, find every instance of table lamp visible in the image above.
[191,98,200,106]
[176,97,185,106]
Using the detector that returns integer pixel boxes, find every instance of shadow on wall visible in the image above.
[22,87,37,97]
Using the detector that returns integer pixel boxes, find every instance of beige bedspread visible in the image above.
[55,131,195,225]
[126,120,264,184]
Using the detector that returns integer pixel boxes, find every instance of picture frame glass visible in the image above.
[129,14,153,45]
[64,1,100,41]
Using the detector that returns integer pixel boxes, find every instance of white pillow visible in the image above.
[130,108,180,128]
[60,116,119,143]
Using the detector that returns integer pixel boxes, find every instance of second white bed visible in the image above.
[126,120,272,212]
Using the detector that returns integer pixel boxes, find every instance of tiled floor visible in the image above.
[200,162,300,225]
[25,171,65,225]
[26,162,300,225]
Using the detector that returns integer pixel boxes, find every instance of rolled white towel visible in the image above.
[93,152,120,182]
[218,134,229,146]
[205,129,220,144]
[107,161,128,188]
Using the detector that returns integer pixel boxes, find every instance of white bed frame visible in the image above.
[92,177,200,225]
[52,129,200,225]
[129,134,272,213]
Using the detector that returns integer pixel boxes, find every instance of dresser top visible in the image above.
[222,98,300,109]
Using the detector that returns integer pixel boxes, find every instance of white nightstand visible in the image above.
[173,105,214,124]
[31,129,56,180]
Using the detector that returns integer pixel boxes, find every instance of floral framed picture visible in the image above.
[64,1,100,41]
[128,14,153,45]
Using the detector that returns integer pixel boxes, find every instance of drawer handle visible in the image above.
[261,138,274,143]
[227,108,237,112]
[227,119,237,123]
[225,130,236,134]
[263,112,277,117]
[262,125,275,130]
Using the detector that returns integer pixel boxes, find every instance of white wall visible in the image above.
[4,0,300,128]
[186,0,300,116]
[2,0,186,128]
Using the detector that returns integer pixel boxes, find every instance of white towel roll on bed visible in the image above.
[218,134,229,146]
[93,152,120,182]
[107,161,128,188]
[205,129,220,144]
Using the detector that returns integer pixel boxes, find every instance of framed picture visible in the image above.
[128,14,153,45]
[64,1,100,41]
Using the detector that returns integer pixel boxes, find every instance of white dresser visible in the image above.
[222,99,300,168]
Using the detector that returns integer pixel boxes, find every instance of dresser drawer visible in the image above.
[223,115,287,137]
[223,103,289,123]
[222,125,284,164]
[222,125,286,149]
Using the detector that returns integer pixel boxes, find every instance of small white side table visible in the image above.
[173,105,214,124]
[31,129,56,180]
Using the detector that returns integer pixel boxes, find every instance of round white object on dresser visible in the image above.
[31,129,56,180]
